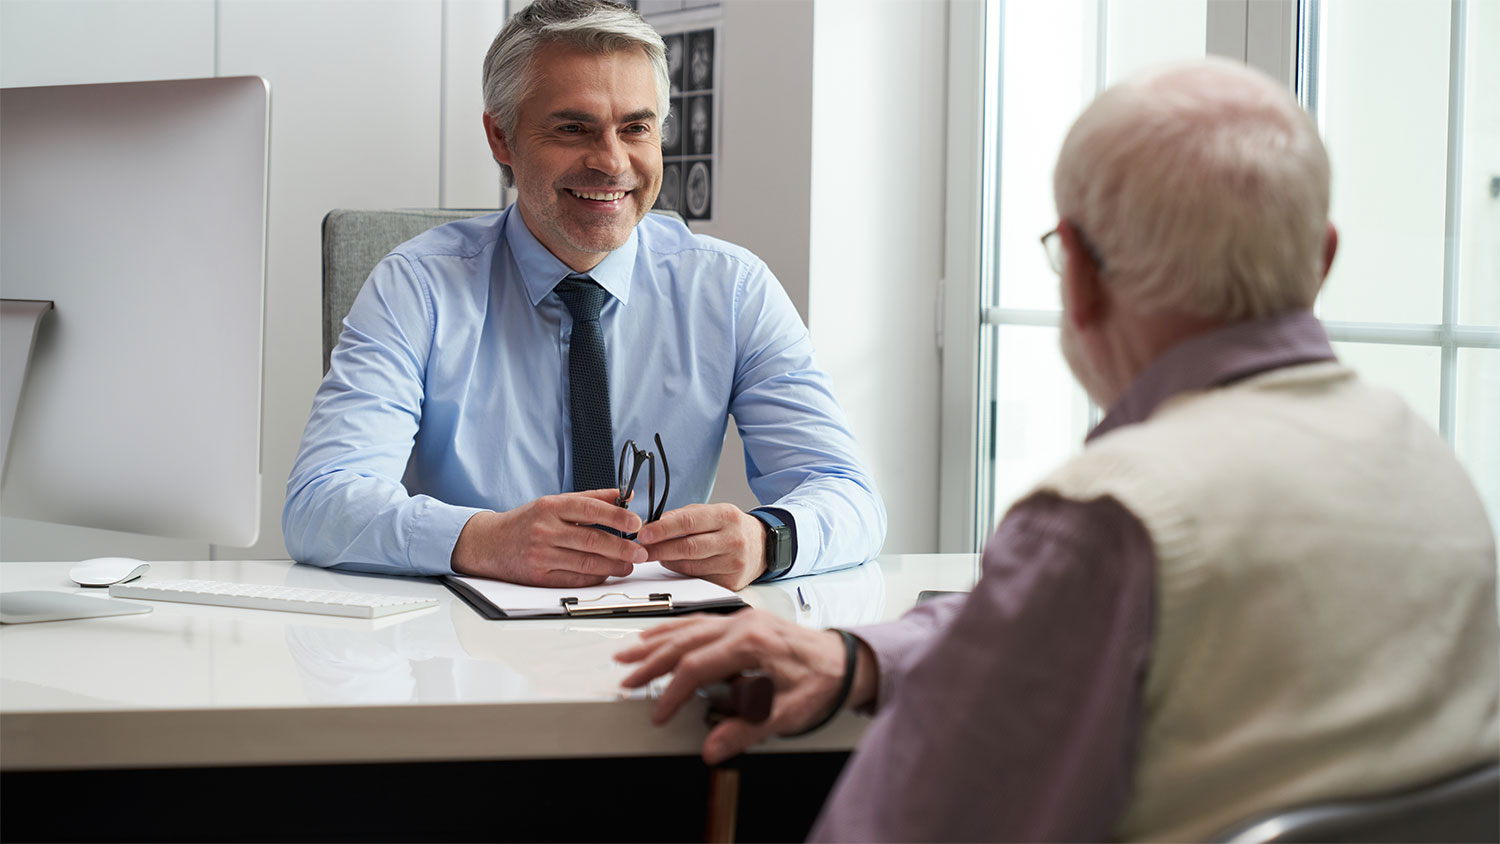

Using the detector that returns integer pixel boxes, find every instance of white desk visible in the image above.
[0,554,978,772]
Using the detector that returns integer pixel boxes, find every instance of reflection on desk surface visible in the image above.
[284,562,895,706]
[286,606,655,705]
[1,555,981,711]
[285,562,658,706]
[746,560,887,629]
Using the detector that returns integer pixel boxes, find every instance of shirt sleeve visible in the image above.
[811,493,1156,842]
[281,253,483,576]
[729,260,887,578]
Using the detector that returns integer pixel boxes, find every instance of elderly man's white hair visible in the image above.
[1053,57,1331,321]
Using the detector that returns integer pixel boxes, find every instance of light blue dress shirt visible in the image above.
[284,207,886,578]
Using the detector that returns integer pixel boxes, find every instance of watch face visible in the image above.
[764,523,791,572]
[753,510,794,576]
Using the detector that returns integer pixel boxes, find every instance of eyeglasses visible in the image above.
[1040,222,1107,275]
[616,433,669,539]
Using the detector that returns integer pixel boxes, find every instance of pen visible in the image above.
[796,586,811,612]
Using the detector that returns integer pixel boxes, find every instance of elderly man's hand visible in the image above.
[637,503,767,591]
[451,490,646,587]
[615,610,875,765]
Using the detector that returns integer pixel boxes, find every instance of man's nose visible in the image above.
[583,132,628,175]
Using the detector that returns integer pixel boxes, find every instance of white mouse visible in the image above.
[69,557,150,587]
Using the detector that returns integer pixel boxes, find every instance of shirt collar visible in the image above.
[1089,309,1336,442]
[503,205,638,307]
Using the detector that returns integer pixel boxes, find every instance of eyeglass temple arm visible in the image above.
[649,433,670,523]
[645,453,656,526]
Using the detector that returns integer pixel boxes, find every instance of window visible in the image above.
[940,0,1217,550]
[1306,0,1500,529]
[941,0,1498,550]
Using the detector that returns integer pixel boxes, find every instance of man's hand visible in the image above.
[636,503,767,591]
[451,489,646,586]
[614,611,876,765]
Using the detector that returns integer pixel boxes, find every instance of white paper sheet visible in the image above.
[450,562,740,618]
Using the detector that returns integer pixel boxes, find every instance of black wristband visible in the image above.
[783,629,859,738]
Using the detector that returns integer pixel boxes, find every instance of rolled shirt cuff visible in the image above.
[410,498,487,576]
[762,501,819,580]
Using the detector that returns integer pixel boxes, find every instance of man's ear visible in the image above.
[1059,220,1107,329]
[1319,221,1339,285]
[482,112,512,168]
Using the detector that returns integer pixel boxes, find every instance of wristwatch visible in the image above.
[749,507,796,580]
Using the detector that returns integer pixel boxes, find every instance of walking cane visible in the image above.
[701,674,774,844]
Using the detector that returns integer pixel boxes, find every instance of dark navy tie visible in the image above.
[555,274,616,492]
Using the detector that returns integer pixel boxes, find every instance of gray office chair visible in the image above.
[1213,762,1500,843]
[321,208,498,373]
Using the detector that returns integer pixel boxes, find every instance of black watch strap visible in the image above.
[749,507,796,580]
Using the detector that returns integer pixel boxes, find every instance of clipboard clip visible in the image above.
[560,592,674,616]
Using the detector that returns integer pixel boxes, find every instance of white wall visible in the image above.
[0,0,215,87]
[682,0,950,556]
[690,0,815,513]
[808,0,948,554]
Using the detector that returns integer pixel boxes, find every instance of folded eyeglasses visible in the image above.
[616,433,669,539]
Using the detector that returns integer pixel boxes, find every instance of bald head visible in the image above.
[1053,57,1331,321]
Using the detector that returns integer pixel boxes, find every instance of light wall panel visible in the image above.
[809,0,947,553]
[214,0,444,560]
[699,0,816,512]
[0,0,214,87]
[442,0,509,209]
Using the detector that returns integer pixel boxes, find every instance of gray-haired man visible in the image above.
[617,57,1498,841]
[285,0,885,591]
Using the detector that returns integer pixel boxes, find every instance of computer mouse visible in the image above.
[69,557,150,587]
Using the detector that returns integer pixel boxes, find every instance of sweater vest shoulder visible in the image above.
[1030,361,1499,841]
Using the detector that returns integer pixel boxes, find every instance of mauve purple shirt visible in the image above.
[810,311,1336,842]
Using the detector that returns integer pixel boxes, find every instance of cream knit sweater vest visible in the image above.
[1033,361,1499,842]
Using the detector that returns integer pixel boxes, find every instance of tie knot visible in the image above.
[555,274,607,321]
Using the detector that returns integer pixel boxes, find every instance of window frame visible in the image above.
[1294,0,1500,444]
[936,0,991,552]
[938,0,1500,552]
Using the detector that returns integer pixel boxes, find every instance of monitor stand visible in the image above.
[0,299,54,483]
[0,591,152,624]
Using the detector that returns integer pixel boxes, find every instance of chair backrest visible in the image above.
[1214,762,1500,844]
[320,207,688,374]
[320,208,497,373]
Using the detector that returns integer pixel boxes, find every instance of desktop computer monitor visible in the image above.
[0,76,269,547]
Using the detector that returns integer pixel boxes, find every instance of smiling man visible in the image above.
[484,42,660,272]
[283,0,884,591]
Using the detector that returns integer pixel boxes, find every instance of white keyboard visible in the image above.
[108,579,439,619]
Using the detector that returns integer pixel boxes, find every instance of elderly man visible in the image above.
[283,0,884,590]
[617,58,1498,840]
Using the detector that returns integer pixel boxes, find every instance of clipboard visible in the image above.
[442,562,747,620]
